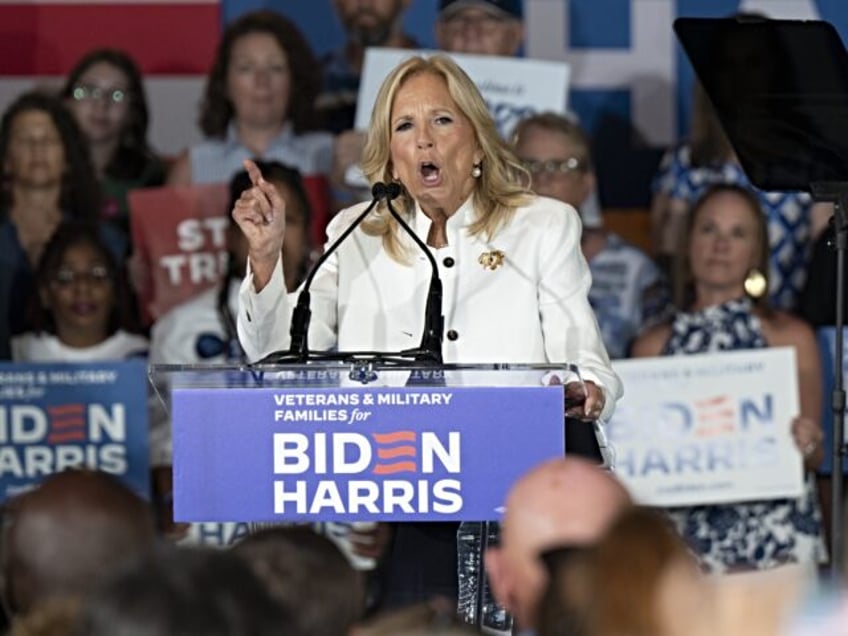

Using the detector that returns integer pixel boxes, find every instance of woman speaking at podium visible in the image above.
[232,54,621,607]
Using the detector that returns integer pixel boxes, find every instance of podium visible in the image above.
[151,360,594,632]
[149,361,581,524]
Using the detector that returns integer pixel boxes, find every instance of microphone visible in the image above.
[285,182,393,362]
[384,192,444,365]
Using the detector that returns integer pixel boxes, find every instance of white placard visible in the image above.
[354,47,570,139]
[607,348,804,507]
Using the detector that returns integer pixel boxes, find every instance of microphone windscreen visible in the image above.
[386,182,402,200]
[371,182,387,199]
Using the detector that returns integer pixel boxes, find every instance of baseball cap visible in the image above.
[439,0,523,20]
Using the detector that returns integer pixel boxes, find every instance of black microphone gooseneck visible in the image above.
[285,182,390,362]
[384,186,445,364]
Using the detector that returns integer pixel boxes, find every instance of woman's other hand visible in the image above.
[232,158,287,291]
[563,380,605,420]
[791,415,824,471]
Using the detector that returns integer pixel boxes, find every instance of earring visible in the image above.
[471,163,482,178]
[744,268,767,299]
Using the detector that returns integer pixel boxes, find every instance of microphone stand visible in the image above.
[384,188,444,365]
[811,182,848,578]
[282,182,390,363]
[258,183,444,369]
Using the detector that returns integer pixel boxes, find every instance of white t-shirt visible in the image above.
[11,330,148,362]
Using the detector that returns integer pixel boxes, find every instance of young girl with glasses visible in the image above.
[11,221,147,361]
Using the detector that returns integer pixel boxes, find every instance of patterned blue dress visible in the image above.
[662,298,826,573]
[653,144,815,311]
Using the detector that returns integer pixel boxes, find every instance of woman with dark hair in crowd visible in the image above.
[11,220,146,361]
[634,184,826,573]
[168,10,333,238]
[0,91,124,358]
[62,48,165,240]
[537,508,708,636]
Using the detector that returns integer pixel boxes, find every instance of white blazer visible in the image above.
[238,195,622,419]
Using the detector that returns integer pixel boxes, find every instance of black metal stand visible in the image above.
[811,183,848,577]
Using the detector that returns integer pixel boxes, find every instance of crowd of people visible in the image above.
[1,0,847,634]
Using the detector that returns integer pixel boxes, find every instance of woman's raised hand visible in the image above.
[232,159,287,291]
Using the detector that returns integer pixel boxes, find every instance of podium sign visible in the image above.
[172,383,564,523]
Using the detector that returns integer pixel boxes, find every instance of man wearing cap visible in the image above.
[436,0,524,56]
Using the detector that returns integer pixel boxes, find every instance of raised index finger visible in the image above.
[243,159,263,186]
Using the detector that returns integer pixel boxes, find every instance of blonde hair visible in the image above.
[360,54,531,262]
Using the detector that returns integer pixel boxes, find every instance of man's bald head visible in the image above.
[1,469,156,617]
[485,458,631,630]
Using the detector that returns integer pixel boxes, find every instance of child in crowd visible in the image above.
[12,220,146,361]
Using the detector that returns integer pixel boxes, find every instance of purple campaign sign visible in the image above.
[0,361,150,502]
[172,386,564,522]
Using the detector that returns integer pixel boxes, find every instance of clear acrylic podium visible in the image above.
[150,360,585,632]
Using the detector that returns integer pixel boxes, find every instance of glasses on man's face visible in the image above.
[521,157,586,177]
[51,265,112,288]
[71,85,126,105]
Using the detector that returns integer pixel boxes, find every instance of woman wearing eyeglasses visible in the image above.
[512,113,671,358]
[61,49,165,242]
[11,220,147,361]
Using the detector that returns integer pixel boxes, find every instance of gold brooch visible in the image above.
[478,249,505,271]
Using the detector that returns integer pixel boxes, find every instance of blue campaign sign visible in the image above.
[0,361,151,501]
[816,327,848,475]
[172,385,565,522]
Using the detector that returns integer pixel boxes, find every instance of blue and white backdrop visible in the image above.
[2,0,847,204]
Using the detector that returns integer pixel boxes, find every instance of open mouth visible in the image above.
[71,302,100,316]
[419,161,441,185]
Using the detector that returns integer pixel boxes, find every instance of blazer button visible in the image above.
[443,256,455,268]
[447,329,459,341]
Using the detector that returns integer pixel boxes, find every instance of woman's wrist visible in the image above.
[249,251,281,292]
